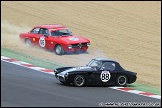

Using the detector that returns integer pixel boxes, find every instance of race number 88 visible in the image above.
[100,71,111,82]
[101,73,109,80]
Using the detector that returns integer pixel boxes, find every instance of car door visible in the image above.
[29,27,42,46]
[93,70,103,85]
[37,28,52,49]
[85,68,98,85]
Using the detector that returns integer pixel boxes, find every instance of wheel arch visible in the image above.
[24,38,32,45]
[116,74,128,86]
[73,74,87,87]
[116,73,129,83]
[25,37,31,42]
[54,43,61,49]
[53,43,65,55]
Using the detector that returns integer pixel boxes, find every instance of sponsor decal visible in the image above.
[69,37,79,41]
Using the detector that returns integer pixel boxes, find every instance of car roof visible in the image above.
[93,58,117,62]
[34,24,67,29]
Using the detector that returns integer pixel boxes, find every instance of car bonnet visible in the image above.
[59,35,89,44]
[60,66,92,74]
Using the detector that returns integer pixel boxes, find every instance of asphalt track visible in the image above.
[1,61,161,107]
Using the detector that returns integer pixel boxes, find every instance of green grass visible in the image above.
[1,47,161,95]
[1,47,65,70]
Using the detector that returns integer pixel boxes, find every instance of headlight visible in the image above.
[68,45,72,49]
[87,43,90,46]
[54,69,57,73]
[64,72,69,77]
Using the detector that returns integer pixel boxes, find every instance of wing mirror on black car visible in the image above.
[101,67,105,71]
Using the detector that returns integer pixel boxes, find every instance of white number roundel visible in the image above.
[39,37,45,47]
[100,71,111,82]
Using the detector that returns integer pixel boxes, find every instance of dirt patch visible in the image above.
[1,1,161,88]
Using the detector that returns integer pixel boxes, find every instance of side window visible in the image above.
[39,28,50,36]
[51,30,61,36]
[101,62,115,71]
[31,28,40,34]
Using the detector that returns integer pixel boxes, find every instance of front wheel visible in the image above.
[73,75,85,87]
[54,45,65,55]
[116,75,128,87]
[25,39,32,46]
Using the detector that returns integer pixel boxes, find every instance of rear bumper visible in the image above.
[128,76,137,84]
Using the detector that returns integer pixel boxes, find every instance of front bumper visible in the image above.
[65,46,88,53]
[55,73,66,81]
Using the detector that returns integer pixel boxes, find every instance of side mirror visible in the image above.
[101,67,105,71]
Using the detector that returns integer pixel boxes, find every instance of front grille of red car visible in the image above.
[71,43,88,48]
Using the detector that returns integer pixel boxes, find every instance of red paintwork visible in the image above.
[19,24,90,53]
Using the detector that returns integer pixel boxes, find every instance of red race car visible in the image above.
[19,24,90,55]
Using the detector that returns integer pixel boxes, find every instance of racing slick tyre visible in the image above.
[116,75,128,87]
[25,39,32,46]
[73,75,85,87]
[54,45,65,55]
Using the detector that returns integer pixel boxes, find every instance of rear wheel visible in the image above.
[73,75,85,87]
[25,39,32,46]
[54,45,65,55]
[116,75,128,87]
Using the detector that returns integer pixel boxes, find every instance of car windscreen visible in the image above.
[51,29,72,36]
[87,60,102,69]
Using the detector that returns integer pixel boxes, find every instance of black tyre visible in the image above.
[116,75,128,87]
[73,75,85,87]
[54,45,65,55]
[25,39,32,46]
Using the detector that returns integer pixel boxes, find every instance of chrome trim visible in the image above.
[68,45,72,49]
[57,73,66,81]
[87,43,90,46]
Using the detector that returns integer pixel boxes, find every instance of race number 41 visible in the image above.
[100,71,111,82]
